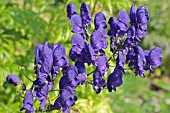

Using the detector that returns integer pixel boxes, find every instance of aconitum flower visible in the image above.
[71,15,84,34]
[20,90,34,113]
[108,17,117,37]
[75,60,87,84]
[34,76,47,87]
[83,43,97,65]
[134,46,145,77]
[80,2,92,27]
[54,86,77,113]
[116,51,125,72]
[93,68,106,94]
[71,34,85,55]
[34,42,53,77]
[34,44,43,67]
[66,4,84,34]
[52,43,69,77]
[136,23,147,38]
[6,74,20,86]
[90,28,107,52]
[94,12,107,30]
[34,84,48,110]
[136,6,150,24]
[144,47,162,72]
[66,4,78,20]
[40,42,53,75]
[126,47,135,66]
[60,65,80,89]
[126,26,141,45]
[129,4,150,38]
[96,54,108,74]
[107,67,123,92]
[116,10,128,35]
[130,4,137,25]
[108,10,128,37]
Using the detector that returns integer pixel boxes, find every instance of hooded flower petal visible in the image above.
[82,43,97,65]
[136,23,147,38]
[130,4,137,25]
[80,2,92,27]
[34,44,43,66]
[71,15,84,34]
[116,10,128,35]
[34,84,48,109]
[107,68,123,92]
[136,6,150,24]
[149,47,162,69]
[75,60,87,84]
[108,17,117,37]
[134,46,145,77]
[52,43,69,77]
[66,4,78,20]
[71,34,85,54]
[6,74,20,86]
[93,68,106,94]
[90,28,107,51]
[96,54,108,75]
[116,51,125,72]
[39,42,53,75]
[117,10,128,27]
[94,12,107,30]
[20,90,34,112]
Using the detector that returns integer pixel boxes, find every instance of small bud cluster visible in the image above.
[6,2,162,113]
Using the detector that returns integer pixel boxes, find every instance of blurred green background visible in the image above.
[0,0,170,113]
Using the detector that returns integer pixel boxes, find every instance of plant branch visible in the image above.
[19,66,34,82]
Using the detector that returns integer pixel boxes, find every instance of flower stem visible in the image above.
[19,66,34,82]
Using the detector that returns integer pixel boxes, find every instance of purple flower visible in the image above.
[71,15,84,34]
[34,84,48,110]
[134,46,145,77]
[75,60,87,84]
[54,86,76,113]
[130,4,137,25]
[52,43,69,77]
[83,43,97,65]
[136,23,147,38]
[71,34,85,54]
[96,54,108,75]
[60,65,80,89]
[6,74,20,86]
[136,6,150,24]
[144,47,162,72]
[93,68,106,94]
[34,42,53,77]
[69,48,81,61]
[116,10,128,35]
[66,4,78,20]
[116,51,125,72]
[126,47,135,66]
[129,4,150,38]
[94,12,107,30]
[34,44,43,67]
[90,28,107,52]
[107,68,123,92]
[80,2,92,27]
[20,90,34,113]
[108,10,128,37]
[108,17,117,37]
[34,76,47,87]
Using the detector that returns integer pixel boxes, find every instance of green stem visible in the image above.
[19,66,34,82]
[91,0,98,16]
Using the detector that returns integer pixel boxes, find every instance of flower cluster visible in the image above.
[5,2,162,113]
